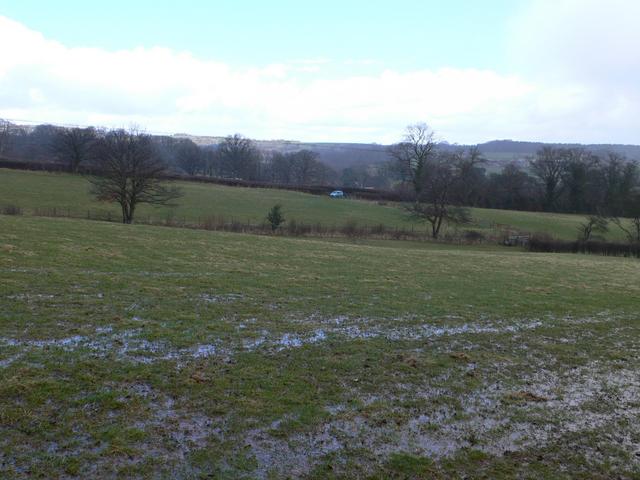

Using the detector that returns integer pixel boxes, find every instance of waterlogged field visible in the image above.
[0,168,631,241]
[1,215,640,478]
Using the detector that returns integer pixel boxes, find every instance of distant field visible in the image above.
[0,168,411,228]
[0,168,632,241]
[1,215,639,478]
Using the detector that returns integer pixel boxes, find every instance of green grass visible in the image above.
[470,207,629,241]
[0,168,410,228]
[1,214,639,478]
[0,168,633,241]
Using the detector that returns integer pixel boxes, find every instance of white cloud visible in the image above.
[0,9,639,145]
[509,0,640,84]
[502,0,640,143]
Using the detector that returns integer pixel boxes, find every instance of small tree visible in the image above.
[266,204,285,231]
[90,129,182,224]
[406,151,471,239]
[407,203,471,239]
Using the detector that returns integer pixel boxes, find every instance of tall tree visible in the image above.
[290,149,320,185]
[452,146,487,206]
[485,163,537,211]
[0,119,12,157]
[613,184,640,243]
[264,150,335,186]
[90,129,182,224]
[602,153,637,217]
[52,127,97,172]
[175,139,204,176]
[561,148,599,213]
[26,124,61,161]
[389,123,436,199]
[529,147,568,211]
[217,134,261,180]
[267,152,293,184]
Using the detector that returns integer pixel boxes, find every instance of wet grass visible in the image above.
[1,215,639,478]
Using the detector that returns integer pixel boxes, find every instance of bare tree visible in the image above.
[0,119,12,157]
[290,149,320,185]
[406,151,471,238]
[529,147,568,211]
[389,123,436,199]
[217,134,261,180]
[452,146,487,206]
[578,214,609,242]
[90,129,182,224]
[52,127,96,172]
[265,150,335,186]
[175,139,203,176]
[602,154,637,217]
[485,163,537,211]
[561,148,599,213]
[612,186,640,243]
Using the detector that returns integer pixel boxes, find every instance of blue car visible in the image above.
[329,190,345,198]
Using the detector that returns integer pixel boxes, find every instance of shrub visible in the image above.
[266,204,285,231]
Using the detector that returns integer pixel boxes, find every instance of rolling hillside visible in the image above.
[0,168,633,241]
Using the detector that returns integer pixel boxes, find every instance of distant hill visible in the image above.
[175,134,640,172]
[473,140,640,172]
[173,134,391,170]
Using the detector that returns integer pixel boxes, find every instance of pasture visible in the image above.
[1,214,639,478]
[0,168,631,241]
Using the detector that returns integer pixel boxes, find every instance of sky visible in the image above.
[0,0,638,144]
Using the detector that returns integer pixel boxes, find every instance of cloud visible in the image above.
[0,10,639,145]
[509,0,640,85]
[502,0,640,143]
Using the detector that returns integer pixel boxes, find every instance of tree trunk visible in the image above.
[120,202,134,224]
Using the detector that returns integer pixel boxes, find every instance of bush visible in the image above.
[266,204,285,231]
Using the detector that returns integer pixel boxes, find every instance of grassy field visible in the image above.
[0,168,632,241]
[1,214,639,478]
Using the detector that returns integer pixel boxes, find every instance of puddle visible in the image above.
[199,293,244,304]
[233,358,640,478]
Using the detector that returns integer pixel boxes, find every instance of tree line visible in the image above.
[388,123,640,239]
[1,119,638,235]
[0,120,338,187]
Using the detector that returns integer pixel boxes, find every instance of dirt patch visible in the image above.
[504,391,549,403]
